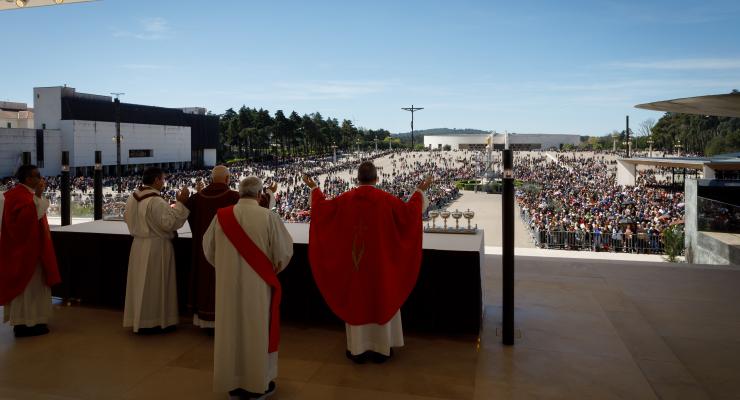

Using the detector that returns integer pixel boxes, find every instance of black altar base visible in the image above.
[51,221,484,335]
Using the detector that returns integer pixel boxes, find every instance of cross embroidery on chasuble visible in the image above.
[351,223,368,271]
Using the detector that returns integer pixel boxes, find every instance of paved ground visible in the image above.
[445,191,535,248]
[1,255,736,399]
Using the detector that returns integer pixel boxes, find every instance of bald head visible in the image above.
[211,165,230,184]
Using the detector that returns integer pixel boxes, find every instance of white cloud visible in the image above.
[273,80,392,100]
[113,17,172,40]
[608,58,740,70]
[120,64,169,70]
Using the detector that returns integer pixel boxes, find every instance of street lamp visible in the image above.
[647,137,654,158]
[622,138,632,158]
[612,132,620,153]
[674,139,683,156]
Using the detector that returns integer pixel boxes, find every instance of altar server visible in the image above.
[123,166,190,333]
[0,165,60,337]
[203,176,293,399]
[185,166,275,330]
[303,161,430,363]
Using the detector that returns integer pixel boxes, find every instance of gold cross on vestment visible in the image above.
[351,224,368,271]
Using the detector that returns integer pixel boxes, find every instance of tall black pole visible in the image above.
[94,150,103,220]
[626,115,630,158]
[115,97,122,193]
[502,148,515,345]
[61,151,71,226]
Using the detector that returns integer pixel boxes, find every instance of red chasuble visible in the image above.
[0,185,60,305]
[308,185,423,325]
[217,206,282,353]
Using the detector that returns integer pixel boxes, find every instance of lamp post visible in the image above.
[93,150,103,220]
[612,132,619,153]
[60,151,71,226]
[674,139,683,157]
[332,142,338,163]
[647,137,654,158]
[622,139,632,158]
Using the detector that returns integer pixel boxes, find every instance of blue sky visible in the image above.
[3,0,740,135]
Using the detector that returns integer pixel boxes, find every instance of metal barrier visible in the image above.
[531,229,664,254]
[520,210,666,254]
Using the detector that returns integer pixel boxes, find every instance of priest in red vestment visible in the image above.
[0,165,60,338]
[185,165,275,330]
[304,161,431,363]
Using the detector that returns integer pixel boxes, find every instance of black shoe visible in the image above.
[14,324,49,338]
[228,388,249,399]
[135,325,176,335]
[345,350,368,364]
[253,381,276,399]
[369,349,393,364]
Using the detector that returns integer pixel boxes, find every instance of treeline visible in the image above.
[217,107,393,162]
[650,113,740,156]
[576,113,740,156]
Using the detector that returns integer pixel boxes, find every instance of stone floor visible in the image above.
[1,255,739,399]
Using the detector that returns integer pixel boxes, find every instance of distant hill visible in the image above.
[393,128,489,137]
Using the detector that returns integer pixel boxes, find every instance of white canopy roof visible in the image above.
[635,92,740,118]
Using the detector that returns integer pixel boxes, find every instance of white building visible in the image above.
[0,101,34,129]
[424,132,582,151]
[0,86,219,178]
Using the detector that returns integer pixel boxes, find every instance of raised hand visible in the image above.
[195,180,205,192]
[302,174,317,189]
[268,181,278,193]
[416,175,433,191]
[176,186,190,203]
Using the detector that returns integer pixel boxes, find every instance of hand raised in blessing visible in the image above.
[416,176,433,191]
[302,174,317,189]
[176,186,190,203]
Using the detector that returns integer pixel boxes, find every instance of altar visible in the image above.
[50,221,484,335]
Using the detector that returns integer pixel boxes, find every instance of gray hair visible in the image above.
[239,176,263,198]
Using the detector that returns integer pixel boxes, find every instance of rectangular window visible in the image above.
[6,122,10,128]
[129,149,153,158]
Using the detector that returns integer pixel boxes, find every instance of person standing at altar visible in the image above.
[0,165,60,338]
[185,165,276,330]
[123,166,190,334]
[202,176,293,398]
[303,162,431,364]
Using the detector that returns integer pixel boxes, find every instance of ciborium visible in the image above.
[463,209,475,230]
[440,209,451,230]
[429,210,440,229]
[452,209,463,230]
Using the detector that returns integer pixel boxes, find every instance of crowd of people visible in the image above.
[515,152,685,253]
[2,148,689,255]
[1,149,476,223]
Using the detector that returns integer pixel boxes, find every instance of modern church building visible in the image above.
[0,86,218,177]
[424,132,582,151]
